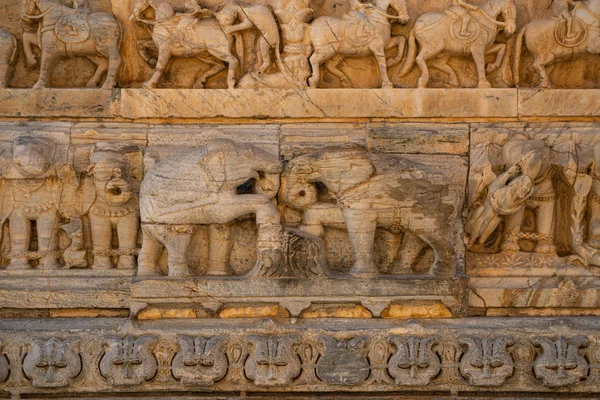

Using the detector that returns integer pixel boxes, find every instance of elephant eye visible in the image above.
[298,190,306,197]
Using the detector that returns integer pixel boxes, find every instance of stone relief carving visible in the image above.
[515,0,600,88]
[532,336,590,388]
[316,336,370,385]
[22,338,82,388]
[387,336,440,386]
[282,145,460,277]
[244,335,301,386]
[99,335,158,386]
[458,336,514,386]
[171,335,228,385]
[0,28,17,89]
[21,0,122,88]
[398,0,517,88]
[137,139,282,277]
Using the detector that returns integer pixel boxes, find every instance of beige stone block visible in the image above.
[218,305,291,319]
[71,123,149,145]
[0,89,115,118]
[49,309,129,318]
[368,123,469,155]
[281,123,366,159]
[137,308,200,320]
[519,89,600,118]
[120,89,517,119]
[381,303,452,319]
[301,304,372,319]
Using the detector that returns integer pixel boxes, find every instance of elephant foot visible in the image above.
[40,257,61,270]
[168,263,190,278]
[206,262,232,276]
[247,249,283,278]
[7,258,31,270]
[477,81,492,89]
[534,241,557,254]
[501,239,520,252]
[349,261,379,278]
[117,255,136,270]
[137,262,160,276]
[92,256,113,270]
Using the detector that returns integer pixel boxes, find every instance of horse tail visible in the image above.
[398,29,416,78]
[513,25,526,87]
[9,34,17,65]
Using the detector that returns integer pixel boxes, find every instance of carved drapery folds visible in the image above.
[2,0,600,88]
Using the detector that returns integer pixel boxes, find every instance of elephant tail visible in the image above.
[513,26,526,88]
[9,34,17,65]
[398,29,416,78]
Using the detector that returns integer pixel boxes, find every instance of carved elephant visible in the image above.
[138,139,282,277]
[282,145,461,277]
[0,137,77,270]
[0,28,17,88]
[81,144,141,270]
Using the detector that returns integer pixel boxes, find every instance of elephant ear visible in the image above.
[199,151,226,190]
[336,150,375,194]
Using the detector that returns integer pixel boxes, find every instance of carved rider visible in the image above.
[559,0,582,38]
[346,0,376,43]
[173,0,212,48]
[453,0,479,37]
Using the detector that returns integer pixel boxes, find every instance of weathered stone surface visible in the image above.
[519,90,600,118]
[0,90,115,118]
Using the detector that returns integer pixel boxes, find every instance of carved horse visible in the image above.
[514,0,600,88]
[307,0,409,88]
[21,0,122,89]
[131,0,239,89]
[399,0,517,88]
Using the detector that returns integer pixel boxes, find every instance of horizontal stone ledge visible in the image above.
[1,89,597,120]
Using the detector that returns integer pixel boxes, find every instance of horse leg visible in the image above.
[372,48,393,89]
[486,43,506,73]
[34,49,60,88]
[193,56,225,89]
[257,36,272,73]
[86,55,108,88]
[416,46,438,88]
[208,48,239,90]
[471,44,492,88]
[102,47,122,89]
[22,31,39,67]
[430,55,459,87]
[144,46,171,89]
[533,53,555,88]
[308,48,334,88]
[386,36,406,68]
[323,55,352,88]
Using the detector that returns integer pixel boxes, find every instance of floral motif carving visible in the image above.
[459,336,514,386]
[172,335,228,385]
[388,336,440,386]
[99,336,158,386]
[22,338,81,388]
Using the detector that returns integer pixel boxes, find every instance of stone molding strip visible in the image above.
[1,89,599,120]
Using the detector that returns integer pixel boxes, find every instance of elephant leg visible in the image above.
[116,214,139,270]
[377,230,403,273]
[247,201,283,277]
[144,46,171,89]
[323,55,352,88]
[90,215,114,270]
[102,47,121,89]
[502,207,525,252]
[193,56,225,89]
[86,55,108,88]
[164,228,192,277]
[34,49,60,88]
[534,201,557,254]
[300,204,345,238]
[532,53,555,88]
[137,224,164,276]
[430,55,458,87]
[393,231,428,273]
[372,47,393,89]
[7,211,31,270]
[207,223,234,276]
[37,210,60,270]
[471,44,491,88]
[344,208,379,277]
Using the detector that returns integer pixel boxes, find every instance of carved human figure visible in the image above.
[307,0,409,88]
[214,2,283,74]
[23,338,81,388]
[138,138,282,277]
[466,138,557,254]
[131,0,239,89]
[399,0,517,88]
[21,0,122,88]
[282,145,460,277]
[81,144,140,270]
[0,28,17,88]
[514,0,600,88]
[1,137,76,270]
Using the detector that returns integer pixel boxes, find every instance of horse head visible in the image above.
[130,0,174,23]
[388,0,410,24]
